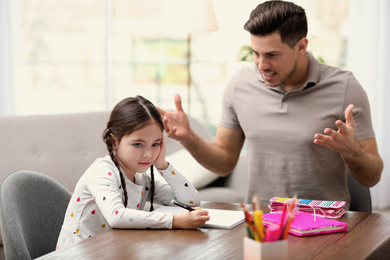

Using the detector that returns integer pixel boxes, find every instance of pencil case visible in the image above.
[262,211,348,236]
[268,197,346,219]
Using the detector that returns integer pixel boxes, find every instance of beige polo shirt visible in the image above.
[220,51,374,209]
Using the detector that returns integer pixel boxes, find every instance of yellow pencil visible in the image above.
[252,194,265,242]
[253,210,265,242]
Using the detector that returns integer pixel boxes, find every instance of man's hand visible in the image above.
[313,104,361,155]
[157,94,191,141]
[314,104,382,187]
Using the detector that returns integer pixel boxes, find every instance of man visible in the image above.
[158,1,383,208]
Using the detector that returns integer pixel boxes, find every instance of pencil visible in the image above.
[246,225,255,240]
[240,200,259,241]
[278,201,288,239]
[171,199,195,211]
[287,195,298,216]
[252,194,265,242]
[253,193,260,211]
[253,211,264,242]
[282,212,295,240]
[279,195,297,240]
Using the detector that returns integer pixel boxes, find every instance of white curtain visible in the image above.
[0,0,14,116]
[347,0,390,209]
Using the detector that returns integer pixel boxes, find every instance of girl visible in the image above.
[56,96,209,250]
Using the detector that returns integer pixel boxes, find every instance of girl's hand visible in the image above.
[172,208,210,229]
[154,134,169,170]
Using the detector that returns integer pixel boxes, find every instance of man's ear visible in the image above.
[296,37,308,54]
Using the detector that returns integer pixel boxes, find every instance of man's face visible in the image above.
[251,32,299,88]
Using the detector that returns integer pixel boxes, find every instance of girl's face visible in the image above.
[112,122,162,181]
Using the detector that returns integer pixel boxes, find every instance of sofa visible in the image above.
[0,111,247,259]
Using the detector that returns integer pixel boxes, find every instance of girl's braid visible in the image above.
[103,127,129,207]
[149,165,155,211]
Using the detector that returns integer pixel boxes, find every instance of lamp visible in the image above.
[160,0,218,113]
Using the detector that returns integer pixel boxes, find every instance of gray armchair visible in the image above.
[347,171,372,212]
[0,170,71,259]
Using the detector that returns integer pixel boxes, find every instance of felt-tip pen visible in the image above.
[171,199,195,211]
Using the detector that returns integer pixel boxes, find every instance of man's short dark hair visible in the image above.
[244,1,308,48]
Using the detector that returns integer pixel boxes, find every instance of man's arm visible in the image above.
[158,94,245,176]
[342,137,382,187]
[180,126,245,176]
[314,104,383,187]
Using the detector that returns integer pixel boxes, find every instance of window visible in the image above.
[4,0,348,133]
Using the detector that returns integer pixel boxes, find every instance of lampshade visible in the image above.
[160,0,218,36]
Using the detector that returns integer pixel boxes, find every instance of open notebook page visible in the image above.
[154,206,245,229]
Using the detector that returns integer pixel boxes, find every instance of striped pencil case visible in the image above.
[269,197,346,218]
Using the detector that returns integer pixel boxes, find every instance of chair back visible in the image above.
[347,171,372,212]
[0,170,71,259]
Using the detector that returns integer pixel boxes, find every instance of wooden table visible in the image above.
[38,201,390,260]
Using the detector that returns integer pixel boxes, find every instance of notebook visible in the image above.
[262,212,348,237]
[154,206,245,229]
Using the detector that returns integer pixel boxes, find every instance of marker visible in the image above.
[265,225,280,242]
[171,199,195,211]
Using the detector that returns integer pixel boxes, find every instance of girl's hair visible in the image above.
[243,1,307,49]
[102,95,164,211]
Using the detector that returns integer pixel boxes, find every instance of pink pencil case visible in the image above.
[262,211,348,237]
[269,197,346,218]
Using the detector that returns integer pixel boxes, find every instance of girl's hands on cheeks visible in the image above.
[153,134,169,170]
[172,208,210,229]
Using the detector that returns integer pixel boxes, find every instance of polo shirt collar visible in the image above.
[305,51,320,89]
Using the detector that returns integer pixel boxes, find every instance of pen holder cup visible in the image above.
[243,237,288,260]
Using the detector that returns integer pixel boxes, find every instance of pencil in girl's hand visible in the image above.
[171,199,195,211]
